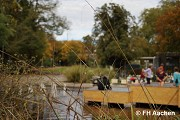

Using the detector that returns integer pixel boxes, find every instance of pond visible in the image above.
[42,86,180,120]
[43,87,92,120]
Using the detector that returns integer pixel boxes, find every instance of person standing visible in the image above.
[144,65,153,84]
[173,67,180,87]
[156,67,168,86]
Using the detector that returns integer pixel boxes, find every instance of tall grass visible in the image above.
[62,65,116,83]
[62,65,90,83]
[0,60,45,119]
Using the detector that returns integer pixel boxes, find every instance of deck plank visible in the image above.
[83,83,180,108]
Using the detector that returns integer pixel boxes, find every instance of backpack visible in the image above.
[97,76,111,90]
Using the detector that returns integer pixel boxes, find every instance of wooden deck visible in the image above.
[83,84,180,108]
[83,86,132,104]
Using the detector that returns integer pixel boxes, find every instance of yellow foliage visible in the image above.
[61,40,87,62]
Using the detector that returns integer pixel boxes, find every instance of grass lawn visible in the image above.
[40,66,68,74]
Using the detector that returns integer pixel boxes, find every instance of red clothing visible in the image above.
[140,72,145,79]
[130,77,136,81]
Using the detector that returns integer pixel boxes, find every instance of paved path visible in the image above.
[6,74,175,89]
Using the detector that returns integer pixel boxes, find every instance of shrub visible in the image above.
[63,65,115,83]
[63,65,93,83]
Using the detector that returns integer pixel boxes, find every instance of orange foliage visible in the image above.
[156,3,180,52]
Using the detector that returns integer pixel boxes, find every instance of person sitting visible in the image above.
[156,67,168,86]
[157,63,165,74]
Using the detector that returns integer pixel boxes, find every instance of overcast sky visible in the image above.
[55,0,160,40]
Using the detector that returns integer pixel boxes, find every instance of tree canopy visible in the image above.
[1,0,179,67]
[92,3,135,67]
[0,0,68,64]
[139,0,180,53]
[155,1,180,52]
[61,41,87,65]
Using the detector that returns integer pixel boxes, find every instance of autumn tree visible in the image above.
[61,41,87,65]
[139,0,179,53]
[155,1,180,52]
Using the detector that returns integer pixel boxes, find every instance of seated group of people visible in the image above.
[156,65,180,87]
